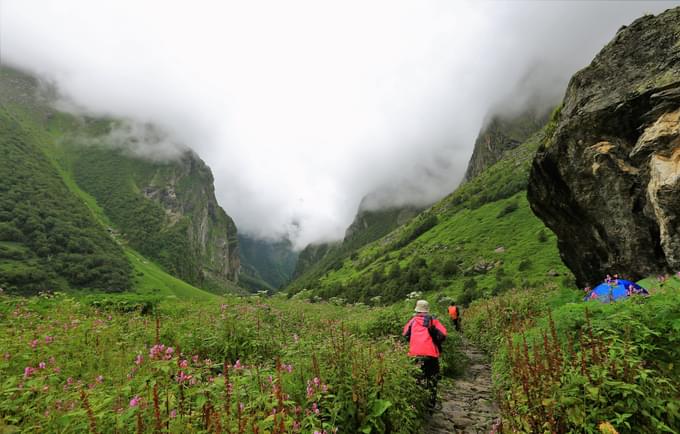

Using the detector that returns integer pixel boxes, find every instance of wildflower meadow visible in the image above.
[0,292,432,433]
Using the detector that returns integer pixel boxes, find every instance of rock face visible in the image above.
[528,7,680,286]
[464,107,550,182]
[141,151,241,285]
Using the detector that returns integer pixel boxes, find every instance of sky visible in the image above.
[2,0,676,248]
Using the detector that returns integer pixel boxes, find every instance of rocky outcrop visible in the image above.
[140,151,240,285]
[528,7,680,286]
[464,107,550,182]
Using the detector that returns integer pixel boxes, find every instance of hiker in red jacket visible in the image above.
[402,299,447,409]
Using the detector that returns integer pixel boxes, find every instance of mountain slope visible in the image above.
[0,65,240,296]
[463,106,550,182]
[289,199,422,292]
[238,234,298,291]
[0,104,132,294]
[288,115,572,305]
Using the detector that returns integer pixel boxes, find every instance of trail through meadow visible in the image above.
[425,338,499,433]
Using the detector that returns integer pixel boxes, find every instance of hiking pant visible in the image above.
[415,357,440,408]
[452,317,461,332]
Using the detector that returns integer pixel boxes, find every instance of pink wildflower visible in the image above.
[135,354,143,365]
[30,339,38,349]
[312,402,320,415]
[38,362,46,369]
[177,371,193,384]
[44,336,54,344]
[192,355,199,364]
[129,396,140,407]
[233,359,242,370]
[24,366,35,378]
[169,409,177,418]
[179,359,189,369]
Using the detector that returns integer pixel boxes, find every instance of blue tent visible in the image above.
[584,279,648,303]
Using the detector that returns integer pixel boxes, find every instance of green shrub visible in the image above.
[496,201,519,218]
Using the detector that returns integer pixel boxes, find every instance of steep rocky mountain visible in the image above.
[289,195,422,291]
[238,234,297,291]
[70,145,240,291]
[0,65,241,293]
[464,107,551,182]
[528,7,680,287]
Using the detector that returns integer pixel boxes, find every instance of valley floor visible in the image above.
[425,339,498,434]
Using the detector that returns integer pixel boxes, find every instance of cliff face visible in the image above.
[71,145,241,290]
[464,108,549,182]
[140,151,241,285]
[528,7,680,286]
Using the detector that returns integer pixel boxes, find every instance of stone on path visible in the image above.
[423,339,499,434]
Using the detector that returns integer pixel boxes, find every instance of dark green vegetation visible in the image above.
[68,144,240,292]
[0,106,132,294]
[0,66,240,296]
[239,235,298,292]
[288,119,572,306]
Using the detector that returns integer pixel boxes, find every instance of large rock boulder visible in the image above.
[528,7,680,286]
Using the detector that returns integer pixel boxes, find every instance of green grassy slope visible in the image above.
[0,67,224,300]
[0,106,132,294]
[288,120,573,305]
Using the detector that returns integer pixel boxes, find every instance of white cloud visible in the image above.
[2,0,676,248]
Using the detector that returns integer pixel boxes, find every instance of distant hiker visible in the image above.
[402,300,447,409]
[447,302,461,332]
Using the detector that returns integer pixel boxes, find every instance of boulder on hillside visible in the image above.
[528,7,680,286]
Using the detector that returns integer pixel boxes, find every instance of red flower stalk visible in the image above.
[79,389,99,434]
[153,383,162,433]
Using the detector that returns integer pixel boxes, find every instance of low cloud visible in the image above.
[2,1,675,248]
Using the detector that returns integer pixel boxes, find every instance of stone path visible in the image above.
[424,339,499,433]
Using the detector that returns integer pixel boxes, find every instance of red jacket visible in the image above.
[402,314,447,358]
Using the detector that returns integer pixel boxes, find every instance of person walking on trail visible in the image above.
[447,301,461,332]
[402,300,447,410]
